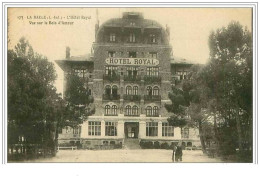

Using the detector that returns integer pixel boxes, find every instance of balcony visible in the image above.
[103,74,120,82]
[102,94,120,101]
[123,94,141,101]
[143,75,161,84]
[144,95,161,102]
[123,75,141,82]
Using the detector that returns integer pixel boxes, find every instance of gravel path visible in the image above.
[28,149,223,163]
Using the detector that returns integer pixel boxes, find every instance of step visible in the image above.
[124,139,141,149]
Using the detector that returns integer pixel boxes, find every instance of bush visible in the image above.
[140,141,153,149]
[154,141,160,149]
[160,142,170,149]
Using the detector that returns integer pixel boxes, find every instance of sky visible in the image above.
[8,8,252,94]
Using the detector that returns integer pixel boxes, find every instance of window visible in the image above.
[105,105,110,115]
[105,85,111,95]
[129,33,136,42]
[146,106,152,116]
[129,52,136,58]
[133,86,138,95]
[181,127,189,138]
[105,66,117,76]
[146,86,152,96]
[74,69,88,78]
[127,67,138,76]
[132,106,139,116]
[162,122,174,137]
[150,34,156,43]
[88,121,101,136]
[149,52,157,59]
[111,105,118,116]
[105,122,117,136]
[153,86,159,96]
[153,106,159,116]
[65,127,71,133]
[110,33,116,42]
[126,86,132,95]
[112,85,118,96]
[108,51,116,57]
[125,105,132,116]
[73,127,81,135]
[146,67,159,76]
[146,122,158,136]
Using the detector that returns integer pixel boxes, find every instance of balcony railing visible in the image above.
[146,114,160,117]
[102,94,120,101]
[103,74,120,81]
[144,95,161,102]
[123,94,141,101]
[104,114,118,116]
[143,75,161,84]
[123,75,141,82]
[124,113,140,117]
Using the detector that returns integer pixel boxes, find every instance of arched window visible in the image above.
[126,86,132,95]
[125,105,132,116]
[132,105,139,116]
[105,85,111,95]
[133,86,138,95]
[105,105,110,115]
[146,106,152,116]
[112,85,118,96]
[146,86,152,96]
[153,106,159,116]
[111,105,117,115]
[153,86,159,96]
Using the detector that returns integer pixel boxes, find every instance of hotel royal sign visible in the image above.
[105,57,159,66]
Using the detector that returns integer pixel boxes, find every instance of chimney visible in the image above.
[66,47,70,59]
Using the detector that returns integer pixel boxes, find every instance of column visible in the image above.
[117,120,124,138]
[81,121,88,138]
[174,127,181,140]
[139,121,146,139]
[158,121,162,138]
[101,120,105,137]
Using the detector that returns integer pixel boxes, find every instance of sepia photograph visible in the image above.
[6,6,254,163]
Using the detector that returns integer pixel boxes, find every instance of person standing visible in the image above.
[172,143,177,162]
[175,144,183,162]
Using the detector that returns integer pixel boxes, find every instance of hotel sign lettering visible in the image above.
[105,58,159,66]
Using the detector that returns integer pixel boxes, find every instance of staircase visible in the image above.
[124,138,141,149]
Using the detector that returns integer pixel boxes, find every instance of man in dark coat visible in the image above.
[172,144,177,162]
[175,144,183,162]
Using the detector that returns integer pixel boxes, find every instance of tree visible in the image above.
[8,38,66,158]
[206,21,252,157]
[64,73,95,128]
[165,86,188,128]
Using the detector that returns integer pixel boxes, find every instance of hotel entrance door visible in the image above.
[124,122,139,138]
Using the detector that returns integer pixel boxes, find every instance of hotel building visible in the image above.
[56,12,200,149]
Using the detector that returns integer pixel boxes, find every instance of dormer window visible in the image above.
[149,52,157,59]
[110,33,116,42]
[150,34,156,43]
[129,33,136,43]
[129,52,136,58]
[108,51,116,57]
